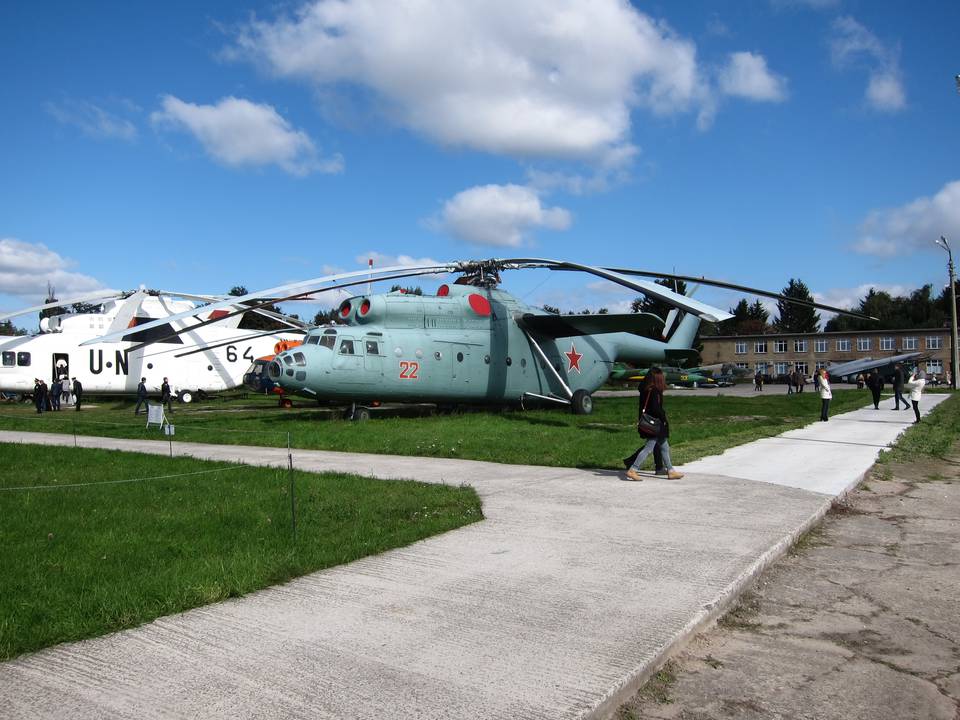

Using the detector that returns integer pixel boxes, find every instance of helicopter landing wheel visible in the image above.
[571,389,593,415]
[179,390,193,404]
[279,397,293,409]
[351,406,371,422]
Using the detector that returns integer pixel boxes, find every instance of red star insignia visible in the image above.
[565,344,583,373]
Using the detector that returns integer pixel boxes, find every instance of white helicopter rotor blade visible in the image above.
[81,262,459,346]
[661,308,679,339]
[104,289,149,336]
[0,288,124,322]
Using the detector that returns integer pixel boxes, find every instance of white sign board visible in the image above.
[146,403,165,429]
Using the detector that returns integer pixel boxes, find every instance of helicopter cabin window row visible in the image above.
[2,351,30,367]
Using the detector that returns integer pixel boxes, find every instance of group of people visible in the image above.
[134,377,175,416]
[32,376,82,413]
[868,363,926,424]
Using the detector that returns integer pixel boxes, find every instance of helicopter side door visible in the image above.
[52,353,69,384]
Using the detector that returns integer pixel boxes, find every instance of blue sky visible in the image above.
[2,0,959,328]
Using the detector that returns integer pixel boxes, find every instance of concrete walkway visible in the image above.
[0,395,948,719]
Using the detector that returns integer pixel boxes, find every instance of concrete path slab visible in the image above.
[0,394,948,719]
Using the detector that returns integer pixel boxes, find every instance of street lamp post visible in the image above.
[935,236,959,390]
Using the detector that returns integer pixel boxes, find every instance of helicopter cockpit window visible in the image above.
[17,352,30,367]
[306,335,320,345]
[2,351,14,367]
[283,355,294,365]
[319,335,336,349]
[339,339,356,355]
[365,340,381,355]
[293,352,306,366]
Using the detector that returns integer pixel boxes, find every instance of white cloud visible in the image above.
[831,17,905,112]
[45,98,138,141]
[150,95,343,175]
[0,238,109,307]
[718,52,788,102]
[229,0,732,162]
[431,184,572,248]
[813,283,914,312]
[854,180,960,257]
[355,252,446,269]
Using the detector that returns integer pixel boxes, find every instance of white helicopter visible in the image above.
[0,287,305,403]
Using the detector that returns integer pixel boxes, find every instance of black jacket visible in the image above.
[638,385,669,439]
[894,368,906,389]
[72,380,82,395]
[866,373,884,391]
[161,382,171,401]
[137,382,147,399]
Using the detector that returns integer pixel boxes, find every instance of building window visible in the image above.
[794,339,807,352]
[926,336,942,350]
[755,341,767,354]
[735,362,749,370]
[880,337,894,351]
[815,361,828,370]
[773,340,787,353]
[796,362,808,374]
[903,337,917,350]
[775,362,789,375]
[927,359,943,375]
[836,339,850,352]
[857,338,871,351]
[815,339,827,353]
[755,362,768,373]
[734,341,747,354]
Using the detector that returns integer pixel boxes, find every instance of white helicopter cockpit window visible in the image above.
[2,351,14,367]
[339,339,356,355]
[293,352,306,366]
[17,352,30,367]
[365,340,381,355]
[283,355,294,365]
[305,336,320,345]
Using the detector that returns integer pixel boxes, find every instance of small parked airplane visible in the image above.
[825,351,928,383]
[0,288,304,402]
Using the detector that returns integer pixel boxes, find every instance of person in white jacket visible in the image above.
[905,370,926,424]
[818,368,832,421]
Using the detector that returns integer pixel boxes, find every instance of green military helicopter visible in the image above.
[609,363,718,388]
[86,258,870,419]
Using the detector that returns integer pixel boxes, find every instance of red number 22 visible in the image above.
[399,361,419,379]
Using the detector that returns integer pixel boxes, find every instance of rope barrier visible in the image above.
[0,464,260,492]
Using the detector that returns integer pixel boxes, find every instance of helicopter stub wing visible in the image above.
[517,312,665,339]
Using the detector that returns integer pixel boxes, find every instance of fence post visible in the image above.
[288,431,297,542]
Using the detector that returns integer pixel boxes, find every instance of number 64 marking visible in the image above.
[399,361,419,379]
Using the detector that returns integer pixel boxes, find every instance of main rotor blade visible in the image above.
[118,267,456,354]
[496,258,734,322]
[0,288,124,322]
[82,262,459,346]
[598,267,878,320]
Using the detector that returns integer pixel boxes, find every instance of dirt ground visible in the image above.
[618,457,960,720]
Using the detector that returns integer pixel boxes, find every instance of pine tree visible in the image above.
[773,279,820,333]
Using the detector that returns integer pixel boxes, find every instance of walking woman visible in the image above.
[818,368,832,421]
[905,370,926,424]
[626,367,684,481]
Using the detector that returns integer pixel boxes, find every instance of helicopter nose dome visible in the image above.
[267,360,282,380]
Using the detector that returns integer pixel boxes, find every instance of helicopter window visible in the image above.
[283,355,294,365]
[17,352,30,367]
[2,352,13,367]
[505,357,512,366]
[456,352,463,362]
[147,363,154,370]
[434,351,442,360]
[483,355,490,364]
[293,352,306,366]
[365,340,381,355]
[306,336,320,345]
[339,339,356,355]
[320,335,336,349]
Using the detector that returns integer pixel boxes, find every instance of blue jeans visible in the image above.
[630,438,673,472]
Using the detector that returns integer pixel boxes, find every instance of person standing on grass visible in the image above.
[818,368,832,421]
[905,370,926,424]
[866,368,884,410]
[161,377,174,415]
[625,367,684,481]
[134,377,148,415]
[72,377,83,411]
[50,377,61,411]
[33,379,44,414]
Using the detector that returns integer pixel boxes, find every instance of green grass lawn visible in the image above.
[0,443,481,660]
[0,388,884,469]
[875,391,960,464]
